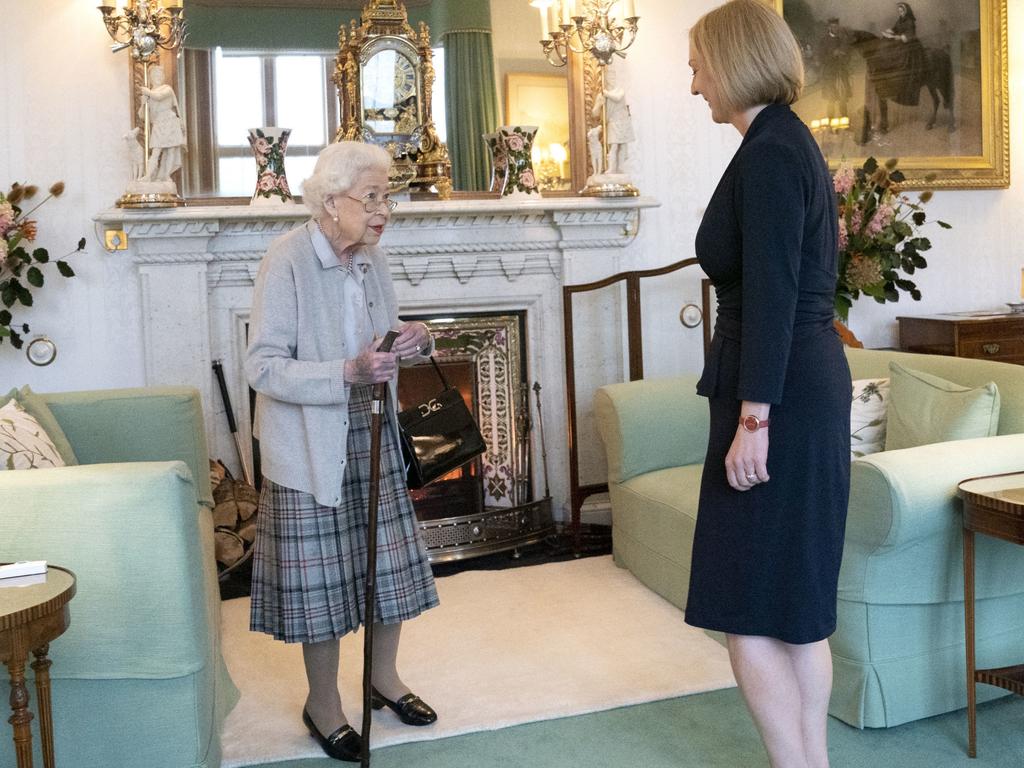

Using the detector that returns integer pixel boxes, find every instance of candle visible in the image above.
[540,6,549,39]
[548,4,561,32]
[561,0,576,25]
[620,0,637,18]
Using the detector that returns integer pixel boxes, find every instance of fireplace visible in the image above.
[397,312,553,562]
[95,195,656,536]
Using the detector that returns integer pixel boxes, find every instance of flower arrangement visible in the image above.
[833,157,950,323]
[0,181,85,349]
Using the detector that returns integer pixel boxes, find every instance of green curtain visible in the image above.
[443,30,499,191]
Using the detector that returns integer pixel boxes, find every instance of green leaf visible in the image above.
[863,157,879,174]
[26,267,44,288]
[901,260,916,275]
[0,285,14,308]
[15,283,32,307]
[0,310,10,325]
[937,220,952,229]
[9,330,22,349]
[910,289,922,300]
[77,237,86,251]
[56,260,75,278]
[911,254,928,268]
[889,170,906,183]
[32,248,49,263]
[912,211,926,226]
[884,285,900,302]
[895,278,916,291]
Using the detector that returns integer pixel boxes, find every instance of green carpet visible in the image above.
[248,687,1023,767]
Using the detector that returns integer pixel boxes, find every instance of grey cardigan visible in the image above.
[245,221,428,507]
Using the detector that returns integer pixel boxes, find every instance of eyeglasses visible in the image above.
[343,194,398,214]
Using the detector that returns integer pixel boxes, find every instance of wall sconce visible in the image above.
[26,336,58,367]
[96,0,186,59]
[532,0,639,68]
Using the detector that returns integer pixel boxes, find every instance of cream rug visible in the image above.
[220,555,735,767]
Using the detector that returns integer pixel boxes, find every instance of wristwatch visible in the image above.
[739,414,770,433]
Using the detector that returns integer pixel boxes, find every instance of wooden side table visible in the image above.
[0,566,76,768]
[957,474,1024,758]
[898,312,1024,365]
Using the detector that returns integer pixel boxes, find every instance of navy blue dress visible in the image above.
[684,104,852,644]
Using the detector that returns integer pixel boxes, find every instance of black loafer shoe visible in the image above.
[302,707,363,762]
[370,688,438,726]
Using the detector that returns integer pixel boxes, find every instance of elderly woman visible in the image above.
[245,141,439,763]
[687,1,851,766]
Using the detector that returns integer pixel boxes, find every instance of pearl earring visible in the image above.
[332,216,339,223]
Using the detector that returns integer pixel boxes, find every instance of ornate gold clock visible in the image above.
[334,0,451,194]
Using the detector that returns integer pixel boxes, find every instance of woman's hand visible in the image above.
[391,321,431,359]
[725,403,771,492]
[344,339,397,384]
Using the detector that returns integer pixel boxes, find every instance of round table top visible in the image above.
[958,472,1024,511]
[0,565,76,631]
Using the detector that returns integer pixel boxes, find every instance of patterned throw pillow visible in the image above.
[0,399,66,470]
[851,378,889,459]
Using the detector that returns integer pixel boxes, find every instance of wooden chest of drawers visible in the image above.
[897,313,1024,365]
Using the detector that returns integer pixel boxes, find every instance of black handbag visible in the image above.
[397,357,486,489]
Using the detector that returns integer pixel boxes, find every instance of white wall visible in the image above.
[1,0,1022,395]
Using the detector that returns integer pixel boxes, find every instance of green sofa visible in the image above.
[0,387,238,767]
[594,347,1024,728]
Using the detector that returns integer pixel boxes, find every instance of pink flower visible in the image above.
[833,165,855,196]
[506,134,525,152]
[254,137,271,154]
[850,207,863,234]
[520,169,536,188]
[279,177,291,195]
[838,217,848,251]
[258,173,277,192]
[256,152,269,167]
[865,203,894,236]
[0,201,14,236]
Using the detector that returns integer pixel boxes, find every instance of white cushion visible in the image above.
[851,378,889,459]
[0,398,66,470]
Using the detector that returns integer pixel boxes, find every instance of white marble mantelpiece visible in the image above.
[95,195,659,519]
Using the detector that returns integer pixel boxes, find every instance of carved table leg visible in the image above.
[964,527,977,758]
[31,644,53,768]
[7,654,35,768]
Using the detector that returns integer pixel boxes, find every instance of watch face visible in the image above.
[741,415,759,432]
[393,55,417,102]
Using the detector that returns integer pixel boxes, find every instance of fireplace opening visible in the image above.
[398,311,553,561]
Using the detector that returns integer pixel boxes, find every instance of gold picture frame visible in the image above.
[774,0,1008,189]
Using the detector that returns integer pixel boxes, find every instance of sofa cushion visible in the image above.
[2,386,78,465]
[885,362,1000,450]
[0,399,66,470]
[850,378,889,458]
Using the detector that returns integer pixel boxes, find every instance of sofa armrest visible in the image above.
[847,433,1024,551]
[40,387,212,508]
[0,461,216,680]
[594,375,708,483]
[841,433,1024,605]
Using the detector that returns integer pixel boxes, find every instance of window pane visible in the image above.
[218,157,256,197]
[275,55,327,147]
[285,154,318,194]
[432,47,446,144]
[215,50,264,146]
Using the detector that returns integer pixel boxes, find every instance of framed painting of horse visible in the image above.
[773,0,1008,189]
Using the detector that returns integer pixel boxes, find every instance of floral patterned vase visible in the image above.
[483,131,509,194]
[248,127,293,205]
[498,125,538,198]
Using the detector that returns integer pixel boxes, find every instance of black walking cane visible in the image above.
[360,330,399,768]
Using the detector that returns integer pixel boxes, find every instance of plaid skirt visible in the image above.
[249,385,439,643]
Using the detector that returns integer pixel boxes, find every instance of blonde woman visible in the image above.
[685,2,851,766]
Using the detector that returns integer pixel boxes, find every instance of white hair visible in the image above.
[302,141,393,217]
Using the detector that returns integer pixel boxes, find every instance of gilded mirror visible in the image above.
[148,0,586,200]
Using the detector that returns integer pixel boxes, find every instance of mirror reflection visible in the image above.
[177,0,572,199]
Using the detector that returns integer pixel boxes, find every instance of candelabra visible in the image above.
[97,0,186,59]
[96,1,187,208]
[534,0,638,67]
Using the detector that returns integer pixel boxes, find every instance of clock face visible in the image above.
[393,54,417,102]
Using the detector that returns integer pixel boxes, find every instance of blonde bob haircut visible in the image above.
[302,141,392,218]
[690,0,804,115]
